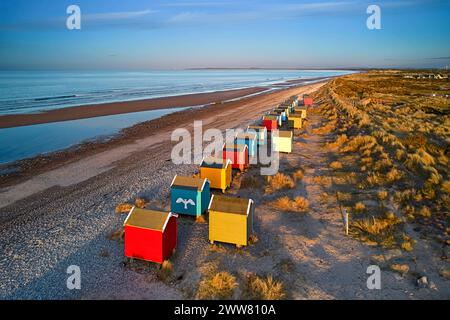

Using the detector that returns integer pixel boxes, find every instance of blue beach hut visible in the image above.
[235,132,257,157]
[170,175,210,217]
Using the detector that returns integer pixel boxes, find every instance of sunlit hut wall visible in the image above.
[208,195,254,248]
[267,111,283,126]
[200,157,232,193]
[262,115,278,131]
[124,207,177,264]
[235,132,257,157]
[293,106,307,119]
[288,113,302,129]
[274,107,288,122]
[247,125,267,145]
[222,143,249,172]
[272,130,293,153]
[170,175,210,217]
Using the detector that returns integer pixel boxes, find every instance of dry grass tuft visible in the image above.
[270,196,309,213]
[196,215,207,224]
[197,271,237,300]
[115,203,133,214]
[418,206,431,218]
[108,229,124,242]
[135,198,147,209]
[378,190,388,201]
[265,173,295,194]
[401,234,415,252]
[158,260,173,282]
[330,161,343,170]
[354,202,366,213]
[390,264,409,275]
[249,234,259,245]
[244,274,285,300]
[293,169,304,182]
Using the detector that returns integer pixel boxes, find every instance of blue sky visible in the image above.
[0,0,449,70]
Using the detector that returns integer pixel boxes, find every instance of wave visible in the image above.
[34,95,77,102]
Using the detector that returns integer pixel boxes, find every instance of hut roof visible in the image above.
[171,175,208,191]
[223,143,248,152]
[276,130,293,138]
[208,195,253,216]
[263,115,278,121]
[236,132,257,140]
[247,125,267,132]
[124,207,173,231]
[200,157,232,169]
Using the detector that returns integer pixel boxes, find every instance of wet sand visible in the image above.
[0,80,327,189]
[0,87,266,129]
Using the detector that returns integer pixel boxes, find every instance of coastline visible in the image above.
[0,79,329,189]
[0,87,267,129]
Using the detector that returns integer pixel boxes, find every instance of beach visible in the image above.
[0,73,448,300]
[0,79,328,188]
[0,87,266,128]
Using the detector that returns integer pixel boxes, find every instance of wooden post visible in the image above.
[344,209,349,236]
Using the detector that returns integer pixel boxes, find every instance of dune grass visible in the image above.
[197,271,238,300]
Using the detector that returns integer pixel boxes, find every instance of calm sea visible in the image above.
[0,70,354,165]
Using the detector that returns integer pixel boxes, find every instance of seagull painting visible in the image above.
[176,198,196,210]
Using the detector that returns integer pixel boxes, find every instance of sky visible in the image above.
[0,0,449,70]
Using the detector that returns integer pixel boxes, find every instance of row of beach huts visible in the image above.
[123,94,313,264]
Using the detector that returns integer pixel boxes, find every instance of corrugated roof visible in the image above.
[208,195,253,215]
[124,207,171,231]
[201,157,231,169]
[171,175,207,191]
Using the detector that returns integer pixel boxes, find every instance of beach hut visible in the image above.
[170,175,210,217]
[280,105,290,117]
[262,115,278,131]
[247,125,267,145]
[288,114,302,129]
[222,143,249,172]
[303,94,313,106]
[124,207,177,264]
[208,195,254,248]
[274,108,287,122]
[294,106,307,119]
[235,132,257,157]
[200,157,232,193]
[268,112,283,127]
[272,130,293,153]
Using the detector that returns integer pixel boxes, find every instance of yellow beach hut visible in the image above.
[294,106,307,119]
[200,157,232,193]
[272,130,293,153]
[288,114,302,129]
[208,195,254,248]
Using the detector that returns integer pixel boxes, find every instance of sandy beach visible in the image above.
[0,74,448,300]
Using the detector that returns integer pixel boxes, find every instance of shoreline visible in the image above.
[0,87,267,129]
[0,76,336,129]
[0,79,330,189]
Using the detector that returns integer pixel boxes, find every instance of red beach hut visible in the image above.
[262,115,278,131]
[303,94,313,107]
[222,143,249,172]
[124,207,177,264]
